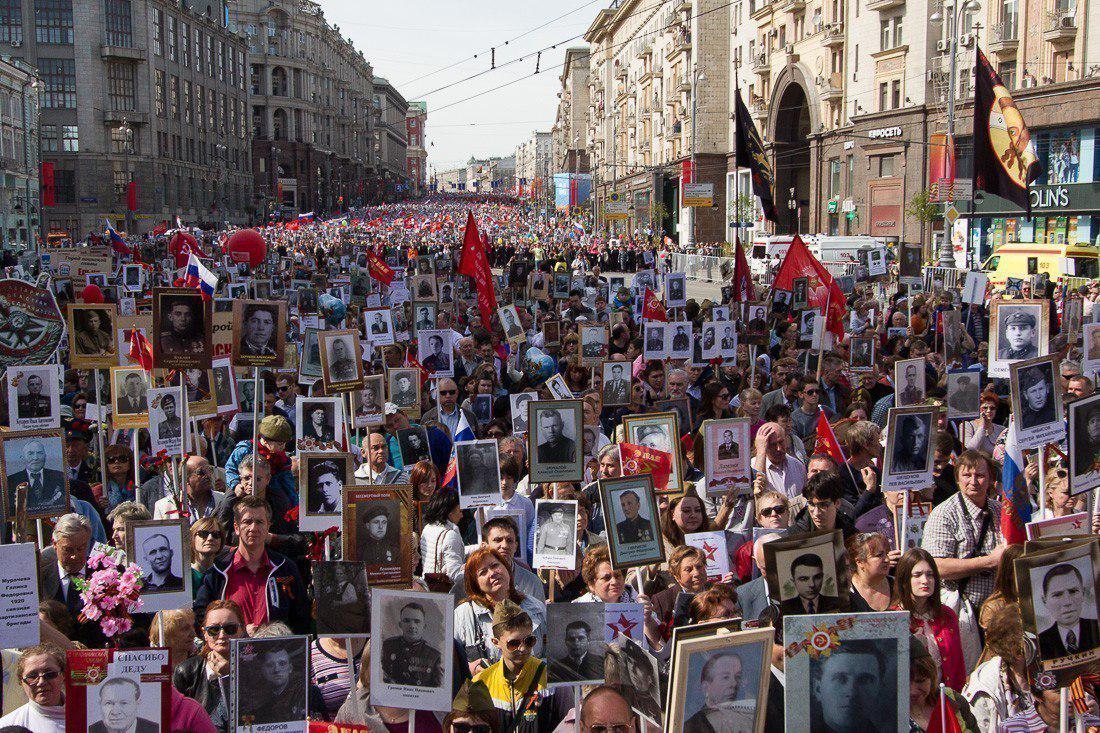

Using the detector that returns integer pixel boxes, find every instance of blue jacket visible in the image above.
[225,440,298,505]
[193,547,309,633]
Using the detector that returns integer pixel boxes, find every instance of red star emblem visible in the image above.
[701,541,718,561]
[607,613,639,640]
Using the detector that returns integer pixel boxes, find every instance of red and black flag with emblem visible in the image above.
[734,88,779,223]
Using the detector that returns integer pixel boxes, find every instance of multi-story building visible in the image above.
[0,0,251,239]
[515,130,552,203]
[0,57,39,250]
[436,166,464,192]
[552,48,591,178]
[406,100,426,196]
[233,0,374,219]
[372,77,410,201]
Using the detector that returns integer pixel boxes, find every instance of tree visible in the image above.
[650,200,670,235]
[905,189,939,225]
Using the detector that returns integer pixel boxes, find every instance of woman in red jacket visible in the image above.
[891,548,967,691]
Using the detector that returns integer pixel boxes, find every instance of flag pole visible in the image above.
[815,287,831,381]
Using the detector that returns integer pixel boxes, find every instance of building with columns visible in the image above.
[552,47,591,178]
[406,100,427,196]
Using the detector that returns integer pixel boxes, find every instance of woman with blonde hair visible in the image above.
[149,608,197,668]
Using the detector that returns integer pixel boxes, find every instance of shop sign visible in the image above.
[973,182,1100,216]
[868,126,903,139]
[827,200,839,213]
[604,193,629,220]
[683,183,714,207]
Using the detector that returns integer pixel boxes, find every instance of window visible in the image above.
[155,69,165,117]
[0,0,22,44]
[109,125,133,153]
[169,74,178,118]
[112,165,128,202]
[53,168,74,203]
[845,154,854,195]
[998,62,1016,89]
[104,0,131,47]
[194,28,202,69]
[876,154,896,177]
[106,63,135,111]
[206,36,215,77]
[828,159,841,197]
[152,8,162,56]
[891,79,901,109]
[182,80,191,123]
[39,58,76,108]
[880,14,902,50]
[35,0,73,44]
[879,82,888,111]
[180,20,189,67]
[41,123,57,151]
[1000,0,1018,37]
[60,124,77,151]
[196,85,204,130]
[166,15,176,61]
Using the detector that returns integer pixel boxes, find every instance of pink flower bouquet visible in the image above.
[72,543,145,638]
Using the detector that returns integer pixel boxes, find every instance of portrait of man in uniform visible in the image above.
[549,618,605,684]
[1017,363,1057,430]
[889,413,932,474]
[313,561,370,635]
[536,502,576,558]
[381,601,444,687]
[155,291,209,368]
[896,361,925,406]
[238,303,279,357]
[236,638,308,726]
[16,373,51,419]
[4,435,67,517]
[389,371,419,409]
[357,504,397,565]
[998,307,1040,360]
[155,393,182,440]
[614,490,654,545]
[602,363,630,406]
[536,408,576,463]
[716,429,739,461]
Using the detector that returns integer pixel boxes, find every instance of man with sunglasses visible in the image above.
[791,377,827,443]
[273,377,299,427]
[423,377,479,437]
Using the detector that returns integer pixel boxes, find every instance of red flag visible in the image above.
[127,329,154,372]
[773,235,846,339]
[641,287,667,322]
[152,220,169,236]
[456,211,497,329]
[127,181,137,212]
[366,248,395,286]
[813,409,847,464]
[619,442,672,491]
[40,162,55,207]
[731,237,756,303]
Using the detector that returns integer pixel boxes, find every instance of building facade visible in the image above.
[552,47,591,178]
[0,57,39,249]
[406,100,426,196]
[372,77,410,202]
[515,130,552,203]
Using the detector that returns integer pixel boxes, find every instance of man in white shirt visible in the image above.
[355,431,409,484]
[153,456,225,525]
[756,422,807,499]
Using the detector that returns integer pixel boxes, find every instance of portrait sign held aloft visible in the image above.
[580,323,609,366]
[455,439,501,509]
[988,299,1049,378]
[894,357,927,407]
[703,418,751,497]
[666,626,774,733]
[6,364,60,431]
[598,474,664,570]
[417,328,454,378]
[230,299,286,368]
[152,288,211,370]
[782,611,910,733]
[1,429,69,520]
[623,411,684,494]
[1069,393,1100,495]
[312,560,370,636]
[547,602,607,687]
[351,374,386,428]
[509,391,536,433]
[600,362,631,407]
[295,396,345,453]
[527,399,584,484]
[110,366,150,429]
[318,328,365,393]
[125,518,191,613]
[363,306,395,347]
[763,529,850,616]
[881,406,936,492]
[1014,538,1100,682]
[298,452,352,532]
[231,635,309,732]
[945,371,981,420]
[700,320,738,362]
[387,367,421,419]
[603,636,662,726]
[67,303,118,369]
[343,486,412,587]
[1010,355,1066,450]
[498,303,525,345]
[146,387,184,457]
[64,647,171,733]
[369,588,454,712]
[533,499,578,571]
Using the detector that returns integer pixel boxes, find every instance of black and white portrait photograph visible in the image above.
[704,417,751,497]
[542,320,560,345]
[0,429,69,520]
[643,322,668,360]
[894,357,927,407]
[232,635,309,729]
[665,321,693,361]
[211,358,238,416]
[231,300,286,368]
[604,636,662,725]
[456,439,501,509]
[1084,323,1100,375]
[849,336,874,371]
[544,372,573,400]
[580,324,609,366]
[412,302,437,333]
[989,299,1049,378]
[85,673,165,733]
[623,411,684,493]
[498,304,525,344]
[1069,393,1100,495]
[352,374,386,428]
[416,329,454,378]
[599,474,664,569]
[312,560,370,636]
[763,529,849,616]
[744,303,769,344]
[553,272,571,299]
[110,367,149,429]
[122,263,143,291]
[528,399,584,483]
[899,242,922,279]
[319,329,365,392]
[298,327,323,381]
[782,611,909,733]
[533,499,578,571]
[295,396,344,452]
[791,277,809,310]
[601,362,630,406]
[147,387,184,456]
[152,288,211,370]
[6,364,60,431]
[666,626,773,733]
[946,371,981,420]
[369,587,454,712]
[666,272,687,308]
[364,307,395,347]
[397,426,431,466]
[409,274,437,301]
[299,452,352,532]
[882,407,935,491]
[509,391,536,434]
[387,368,421,417]
[1010,356,1066,449]
[67,304,118,369]
[701,321,738,361]
[125,518,191,612]
[237,377,260,419]
[547,602,607,687]
[343,487,410,585]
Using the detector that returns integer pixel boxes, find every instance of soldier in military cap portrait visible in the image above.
[357,503,397,565]
[155,392,182,440]
[998,307,1040,360]
[1017,362,1058,431]
[381,601,444,687]
[534,500,577,569]
[156,293,207,360]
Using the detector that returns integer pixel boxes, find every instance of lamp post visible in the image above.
[931,0,981,268]
[687,66,705,247]
[119,117,134,238]
[788,186,798,235]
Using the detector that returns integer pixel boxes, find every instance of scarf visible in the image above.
[255,441,290,474]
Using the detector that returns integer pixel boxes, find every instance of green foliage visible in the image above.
[906,189,939,225]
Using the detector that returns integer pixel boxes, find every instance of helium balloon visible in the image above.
[81,284,104,304]
[523,347,554,385]
[226,228,267,268]
[168,230,200,267]
[318,293,346,327]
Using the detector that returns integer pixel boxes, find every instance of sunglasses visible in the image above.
[194,530,219,540]
[451,724,491,733]
[759,506,787,517]
[21,669,59,684]
[439,389,457,395]
[277,385,290,392]
[504,634,537,651]
[107,456,128,464]
[203,623,241,637]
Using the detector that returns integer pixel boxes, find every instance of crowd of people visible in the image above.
[0,194,1098,733]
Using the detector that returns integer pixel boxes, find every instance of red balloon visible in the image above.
[168,230,201,267]
[81,284,104,304]
[226,229,267,268]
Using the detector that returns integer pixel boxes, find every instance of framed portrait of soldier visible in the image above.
[667,626,773,733]
[152,288,211,370]
[6,364,60,431]
[210,357,238,416]
[1011,356,1066,449]
[881,406,936,491]
[945,371,981,420]
[230,300,286,368]
[542,319,560,345]
[124,518,191,612]
[411,302,436,334]
[703,417,751,497]
[599,474,664,570]
[456,439,501,509]
[791,277,809,310]
[318,329,365,393]
[528,399,584,483]
[498,304,525,345]
[1015,538,1100,680]
[299,452,352,532]
[1069,393,1100,495]
[604,636,662,725]
[552,272,571,300]
[67,303,118,368]
[110,366,150,429]
[849,336,875,371]
[665,271,687,308]
[664,321,693,361]
[416,329,454,378]
[744,303,769,345]
[147,387,184,457]
[298,327,323,382]
[580,324,609,366]
[988,299,1049,378]
[643,322,668,360]
[899,241,922,280]
[296,396,344,452]
[763,529,850,615]
[0,429,69,520]
[701,321,738,361]
[231,635,309,730]
[396,426,431,466]
[547,602,607,687]
[369,588,453,712]
[1083,323,1100,376]
[409,274,437,302]
[343,486,412,587]
[387,367,421,418]
[351,374,386,428]
[533,499,578,570]
[509,391,536,433]
[544,372,573,400]
[623,411,684,494]
[894,356,927,407]
[783,611,909,732]
[313,560,370,636]
[363,307,395,348]
[600,362,631,406]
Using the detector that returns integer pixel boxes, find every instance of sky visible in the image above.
[323,0,606,175]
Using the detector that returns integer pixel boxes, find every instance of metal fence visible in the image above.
[672,253,737,282]
[923,266,968,291]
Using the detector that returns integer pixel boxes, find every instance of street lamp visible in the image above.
[118,117,135,237]
[930,0,981,268]
[687,67,706,247]
[788,187,798,235]
[20,78,38,254]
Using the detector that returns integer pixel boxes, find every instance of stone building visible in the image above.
[372,77,410,202]
[515,130,552,203]
[0,56,39,249]
[406,100,426,196]
[552,47,590,177]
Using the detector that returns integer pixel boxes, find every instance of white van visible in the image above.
[812,236,886,263]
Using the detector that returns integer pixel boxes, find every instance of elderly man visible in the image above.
[355,430,410,484]
[153,455,225,525]
[8,439,67,511]
[579,685,637,733]
[39,513,103,644]
[422,377,479,437]
[755,422,807,499]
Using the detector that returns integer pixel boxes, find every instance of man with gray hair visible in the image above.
[39,513,98,641]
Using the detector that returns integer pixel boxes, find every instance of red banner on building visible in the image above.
[127,181,137,211]
[40,162,55,207]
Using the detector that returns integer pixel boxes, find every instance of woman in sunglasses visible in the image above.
[733,490,789,582]
[95,444,137,511]
[189,517,224,594]
[1033,465,1086,520]
[0,643,67,731]
[173,599,248,723]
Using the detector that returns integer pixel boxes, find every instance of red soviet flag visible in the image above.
[619,442,672,491]
[641,287,667,322]
[457,211,497,329]
[773,235,846,339]
[813,408,848,464]
[731,236,756,303]
[366,248,395,286]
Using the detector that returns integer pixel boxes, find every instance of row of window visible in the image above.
[43,163,247,213]
[152,8,246,91]
[154,70,247,139]
[155,130,244,168]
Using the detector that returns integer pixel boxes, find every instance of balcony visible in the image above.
[676,73,691,93]
[750,52,769,72]
[676,0,692,11]
[988,21,1019,55]
[672,31,692,55]
[820,72,843,100]
[784,0,806,11]
[1043,13,1078,45]
[750,98,768,117]
[101,43,145,61]
[866,0,904,11]
[823,22,845,47]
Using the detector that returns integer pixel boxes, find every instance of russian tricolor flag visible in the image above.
[1000,418,1030,544]
[183,253,217,300]
[105,219,132,255]
[297,211,315,223]
[441,412,477,489]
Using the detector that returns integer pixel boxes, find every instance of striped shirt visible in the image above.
[309,639,359,720]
